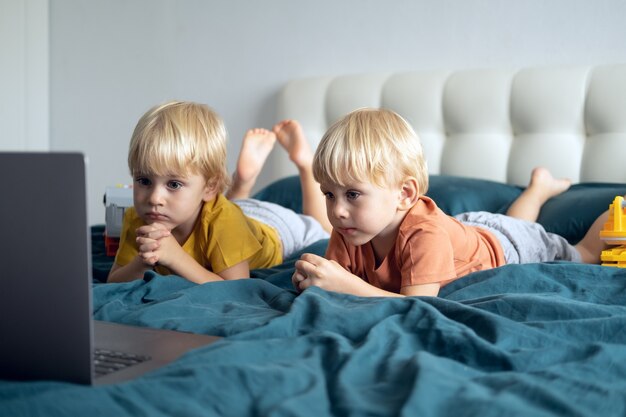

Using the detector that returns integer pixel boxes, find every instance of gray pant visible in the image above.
[454,211,582,264]
[234,199,329,259]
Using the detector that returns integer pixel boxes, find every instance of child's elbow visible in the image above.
[401,283,441,297]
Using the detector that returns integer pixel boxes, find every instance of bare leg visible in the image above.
[575,209,609,264]
[506,167,571,222]
[226,128,276,200]
[273,120,332,233]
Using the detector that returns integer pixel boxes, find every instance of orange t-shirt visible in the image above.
[325,196,506,293]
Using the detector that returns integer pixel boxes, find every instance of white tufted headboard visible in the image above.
[272,64,626,186]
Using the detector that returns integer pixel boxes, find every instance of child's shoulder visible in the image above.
[399,197,457,239]
[201,193,238,216]
[199,194,253,227]
[406,196,449,223]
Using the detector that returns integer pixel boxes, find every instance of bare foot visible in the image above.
[505,167,571,222]
[227,128,276,199]
[273,120,313,170]
[528,167,571,200]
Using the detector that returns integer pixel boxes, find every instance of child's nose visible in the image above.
[332,201,348,219]
[148,187,165,205]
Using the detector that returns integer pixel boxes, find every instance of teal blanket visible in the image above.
[4,176,626,416]
[2,257,626,416]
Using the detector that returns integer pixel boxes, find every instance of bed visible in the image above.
[4,64,626,416]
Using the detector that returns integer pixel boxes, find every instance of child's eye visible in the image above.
[323,191,334,200]
[167,181,183,190]
[135,177,151,186]
[346,191,360,200]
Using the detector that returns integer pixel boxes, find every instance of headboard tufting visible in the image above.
[273,64,626,186]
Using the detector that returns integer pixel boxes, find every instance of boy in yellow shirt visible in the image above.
[292,108,610,297]
[108,101,329,284]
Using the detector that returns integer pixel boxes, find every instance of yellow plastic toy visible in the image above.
[600,196,626,267]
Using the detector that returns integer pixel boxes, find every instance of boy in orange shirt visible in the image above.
[292,108,609,297]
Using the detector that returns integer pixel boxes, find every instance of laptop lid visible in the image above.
[0,152,94,383]
[0,152,221,385]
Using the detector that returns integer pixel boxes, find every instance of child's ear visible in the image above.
[398,177,419,210]
[202,179,219,201]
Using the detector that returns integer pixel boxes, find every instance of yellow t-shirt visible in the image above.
[114,194,282,275]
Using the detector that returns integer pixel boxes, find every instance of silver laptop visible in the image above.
[0,152,220,385]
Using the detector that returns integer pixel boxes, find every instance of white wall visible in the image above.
[6,0,626,224]
[0,0,49,151]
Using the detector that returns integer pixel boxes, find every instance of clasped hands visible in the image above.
[135,223,182,267]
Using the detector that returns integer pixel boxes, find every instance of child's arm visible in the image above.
[107,252,249,284]
[108,223,250,284]
[293,253,442,297]
[135,224,249,284]
[293,253,405,297]
[154,247,249,284]
[400,283,441,297]
[107,257,154,283]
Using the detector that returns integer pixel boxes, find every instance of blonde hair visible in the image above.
[313,108,428,194]
[128,101,230,193]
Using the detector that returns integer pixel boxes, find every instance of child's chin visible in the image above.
[340,233,371,247]
[142,218,171,228]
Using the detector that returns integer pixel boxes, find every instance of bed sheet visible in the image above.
[2,255,626,417]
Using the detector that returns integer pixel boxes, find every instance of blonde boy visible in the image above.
[108,101,329,284]
[292,108,609,297]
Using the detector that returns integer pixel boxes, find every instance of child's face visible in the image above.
[133,171,216,237]
[320,179,407,248]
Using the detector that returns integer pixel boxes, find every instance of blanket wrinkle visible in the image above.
[5,257,626,416]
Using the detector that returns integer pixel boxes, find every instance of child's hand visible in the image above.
[135,223,173,266]
[293,253,364,294]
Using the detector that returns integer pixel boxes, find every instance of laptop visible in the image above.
[0,152,220,385]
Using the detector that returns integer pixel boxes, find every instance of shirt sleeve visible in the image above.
[112,208,139,267]
[201,203,264,273]
[399,225,457,287]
